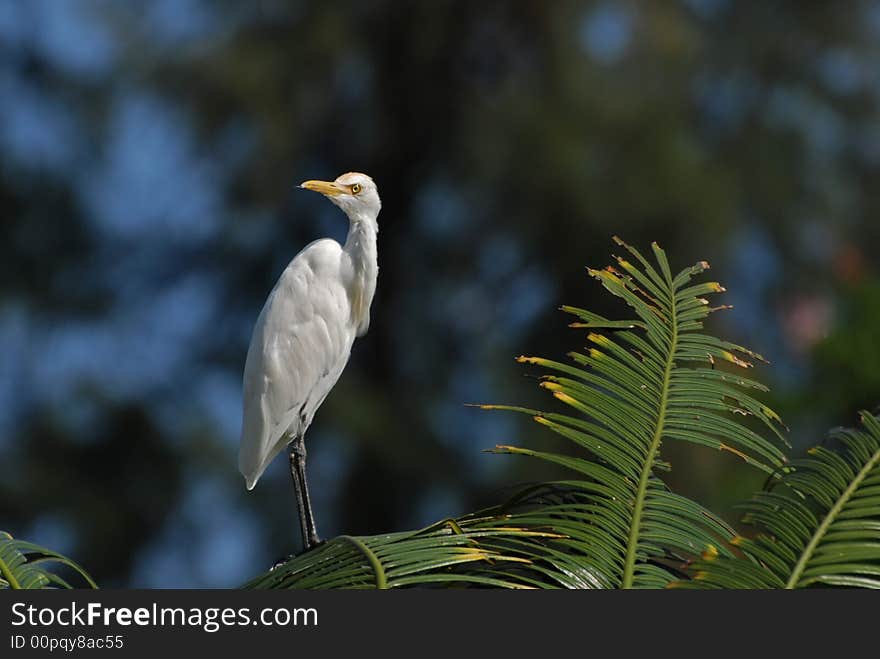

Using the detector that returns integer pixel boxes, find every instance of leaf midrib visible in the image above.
[340,535,388,589]
[620,280,678,589]
[0,548,21,589]
[785,442,880,589]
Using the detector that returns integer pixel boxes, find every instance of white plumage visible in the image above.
[238,172,380,548]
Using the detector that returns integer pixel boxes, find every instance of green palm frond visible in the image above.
[478,237,788,588]
[243,516,563,589]
[0,531,97,589]
[462,481,737,588]
[680,411,880,589]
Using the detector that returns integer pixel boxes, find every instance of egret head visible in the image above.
[299,172,380,220]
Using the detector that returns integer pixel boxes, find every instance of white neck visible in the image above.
[342,209,379,334]
[343,210,379,272]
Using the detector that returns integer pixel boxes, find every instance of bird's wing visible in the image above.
[239,239,356,489]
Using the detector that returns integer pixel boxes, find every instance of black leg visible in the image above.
[289,436,320,551]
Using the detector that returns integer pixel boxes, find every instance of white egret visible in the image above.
[239,172,380,550]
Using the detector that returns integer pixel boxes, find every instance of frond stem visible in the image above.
[339,535,388,589]
[0,556,21,589]
[621,272,678,588]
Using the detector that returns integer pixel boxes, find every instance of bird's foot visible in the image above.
[306,536,325,551]
[269,539,326,570]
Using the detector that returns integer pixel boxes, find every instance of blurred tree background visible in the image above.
[1,0,879,587]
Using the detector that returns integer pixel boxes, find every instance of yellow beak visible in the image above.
[300,180,346,196]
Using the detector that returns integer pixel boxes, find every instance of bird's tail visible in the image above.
[238,434,267,491]
[239,428,293,491]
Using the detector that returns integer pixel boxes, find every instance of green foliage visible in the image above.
[244,516,565,589]
[0,531,96,590]
[480,237,788,587]
[680,411,880,589]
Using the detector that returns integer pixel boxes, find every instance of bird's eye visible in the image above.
[351,183,362,194]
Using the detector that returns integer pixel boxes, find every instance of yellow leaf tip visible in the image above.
[587,332,608,344]
[722,351,752,368]
[553,392,575,404]
[718,443,750,462]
